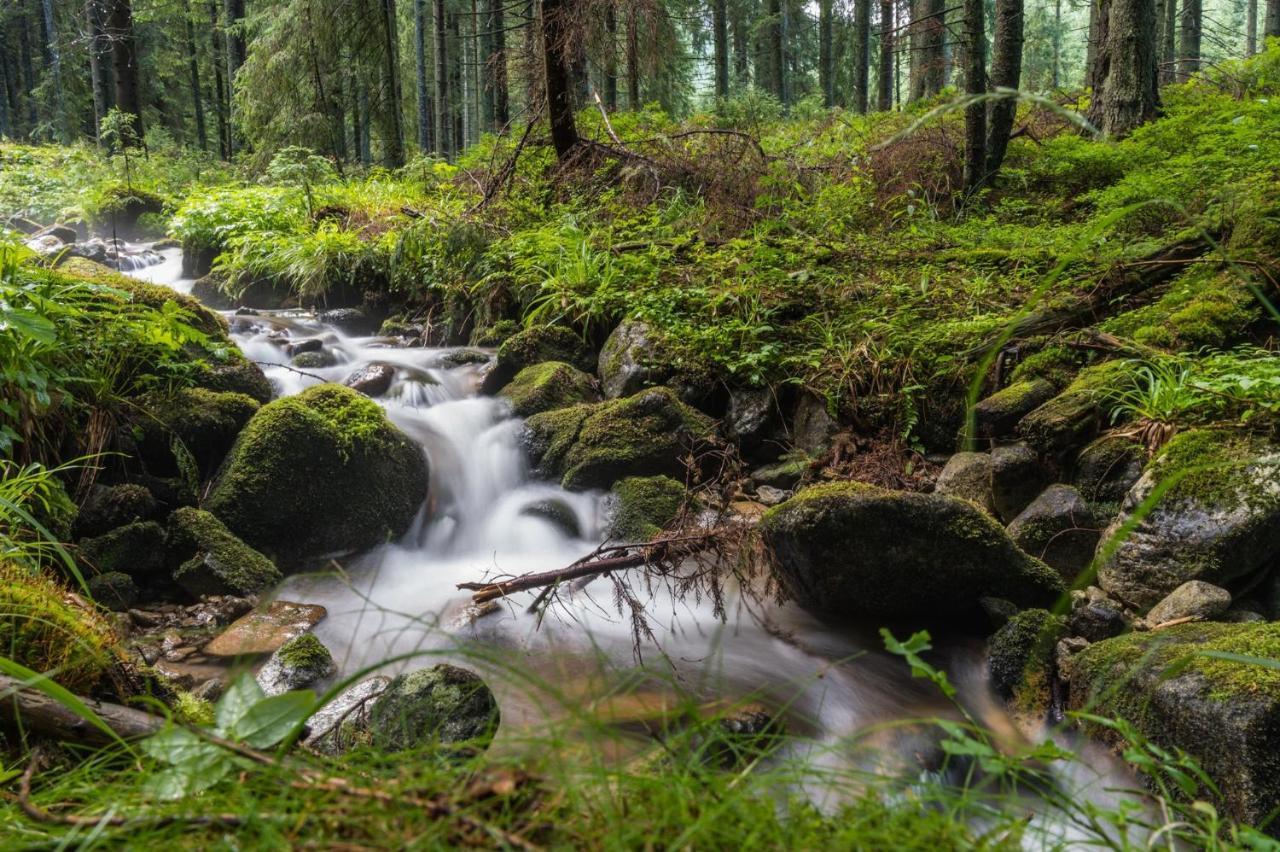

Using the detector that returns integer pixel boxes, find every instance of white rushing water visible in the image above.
[126,245,1137,836]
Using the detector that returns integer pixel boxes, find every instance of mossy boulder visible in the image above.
[0,562,121,692]
[87,571,139,612]
[193,358,274,404]
[967,379,1057,443]
[1007,485,1104,585]
[92,183,167,237]
[134,387,260,478]
[470,318,520,348]
[598,319,720,412]
[56,257,226,337]
[1069,623,1280,826]
[1100,267,1261,351]
[933,452,995,515]
[1072,434,1145,508]
[256,633,336,696]
[521,388,715,491]
[167,507,283,598]
[205,384,429,564]
[1017,361,1132,455]
[1096,429,1280,610]
[760,482,1064,621]
[607,476,686,542]
[78,520,167,581]
[364,664,500,754]
[987,608,1065,720]
[481,326,593,394]
[500,361,600,417]
[74,483,157,539]
[990,444,1049,523]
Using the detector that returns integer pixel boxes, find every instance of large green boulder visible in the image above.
[205,384,429,564]
[1069,623,1280,826]
[366,665,500,754]
[167,507,283,598]
[1017,361,1132,455]
[481,326,593,394]
[987,608,1065,722]
[134,387,260,478]
[78,520,167,581]
[500,361,600,417]
[760,482,1063,620]
[1096,429,1280,610]
[521,387,715,491]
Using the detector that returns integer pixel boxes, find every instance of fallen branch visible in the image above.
[0,674,164,745]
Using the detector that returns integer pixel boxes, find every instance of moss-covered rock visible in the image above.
[760,482,1064,621]
[481,325,594,393]
[55,256,226,337]
[78,520,167,581]
[134,387,260,478]
[205,384,429,564]
[364,664,500,754]
[91,183,167,237]
[0,561,121,692]
[87,571,139,612]
[74,483,157,539]
[291,350,337,369]
[193,358,274,404]
[932,452,995,515]
[607,476,686,541]
[990,444,1049,523]
[967,379,1057,443]
[500,361,600,417]
[1096,429,1280,610]
[469,318,520,348]
[987,608,1065,720]
[1007,485,1104,585]
[1017,361,1133,455]
[522,388,715,491]
[1069,623,1280,826]
[167,507,283,598]
[1072,434,1145,507]
[256,633,336,696]
[1100,267,1261,351]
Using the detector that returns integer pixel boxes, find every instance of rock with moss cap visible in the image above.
[1096,429,1280,610]
[598,319,720,411]
[134,387,260,478]
[522,387,715,491]
[87,571,140,612]
[363,664,500,754]
[78,520,167,581]
[966,379,1058,443]
[1069,622,1280,826]
[1007,485,1104,585]
[933,452,995,515]
[1017,361,1133,456]
[74,483,157,539]
[194,358,274,404]
[1072,434,1144,509]
[760,482,1064,621]
[206,384,429,564]
[481,326,593,394]
[167,507,283,598]
[987,608,1065,724]
[256,633,336,696]
[500,361,600,417]
[607,476,686,542]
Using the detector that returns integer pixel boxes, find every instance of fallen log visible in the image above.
[0,674,164,745]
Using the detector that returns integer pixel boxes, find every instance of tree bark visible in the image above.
[378,0,406,167]
[1087,0,1159,137]
[852,0,872,113]
[1266,0,1280,37]
[909,0,945,100]
[961,0,986,194]
[877,0,893,110]
[767,0,785,101]
[222,0,244,155]
[541,0,579,161]
[0,675,164,745]
[433,0,450,157]
[0,22,10,139]
[605,2,620,109]
[1159,0,1177,83]
[1246,0,1257,53]
[105,0,143,141]
[39,0,67,140]
[626,4,640,108]
[18,4,38,130]
[1051,0,1062,87]
[206,2,228,159]
[731,3,750,87]
[184,4,208,151]
[490,0,509,127]
[86,1,112,141]
[713,0,730,100]
[415,0,431,151]
[1177,0,1200,80]
[985,0,1023,180]
[819,0,834,107]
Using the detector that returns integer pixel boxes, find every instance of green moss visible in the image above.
[500,361,599,417]
[193,358,274,404]
[987,609,1065,717]
[1101,267,1260,351]
[168,507,283,597]
[497,325,593,374]
[0,562,121,692]
[173,691,216,726]
[1148,427,1276,507]
[524,388,714,491]
[137,387,260,477]
[54,256,226,336]
[470,319,520,348]
[275,633,333,671]
[205,384,429,563]
[367,664,500,754]
[86,571,139,612]
[78,520,167,580]
[1017,360,1134,453]
[609,476,687,541]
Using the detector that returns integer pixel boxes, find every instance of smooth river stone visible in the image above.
[203,600,327,657]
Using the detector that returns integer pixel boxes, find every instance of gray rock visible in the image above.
[256,634,337,696]
[1145,580,1231,625]
[167,508,283,599]
[1006,484,1103,585]
[318,308,375,336]
[990,444,1049,523]
[933,452,995,514]
[754,485,791,506]
[1073,435,1145,507]
[304,676,392,755]
[205,601,328,657]
[724,389,776,448]
[790,394,838,456]
[74,483,157,539]
[291,350,337,369]
[68,240,109,264]
[598,319,665,399]
[520,498,582,538]
[343,363,396,398]
[36,223,78,244]
[366,665,500,754]
[750,459,808,490]
[286,337,324,356]
[78,520,167,581]
[969,379,1058,442]
[1067,601,1127,643]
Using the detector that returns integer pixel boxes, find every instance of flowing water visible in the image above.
[125,246,1135,834]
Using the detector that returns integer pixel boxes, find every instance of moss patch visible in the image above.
[78,520,167,581]
[167,507,283,598]
[500,361,600,417]
[987,608,1065,718]
[1101,267,1260,351]
[1018,360,1134,454]
[608,476,687,541]
[275,633,333,671]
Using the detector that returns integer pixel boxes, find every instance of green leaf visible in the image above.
[229,690,316,749]
[214,673,266,735]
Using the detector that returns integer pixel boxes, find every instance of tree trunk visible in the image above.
[378,0,406,167]
[962,0,986,194]
[1159,0,1177,83]
[852,0,872,113]
[1265,0,1280,37]
[433,0,450,157]
[767,0,785,101]
[1246,0,1257,54]
[86,1,112,141]
[604,2,620,109]
[490,0,508,128]
[0,24,10,139]
[106,0,143,141]
[1177,0,1200,80]
[909,0,945,100]
[985,0,1022,181]
[878,0,893,110]
[416,0,431,150]
[819,0,834,107]
[18,5,38,130]
[1087,0,1159,137]
[40,0,67,140]
[223,0,244,155]
[184,4,208,151]
[713,0,730,100]
[206,2,228,159]
[732,4,751,86]
[0,675,164,746]
[541,0,579,161]
[627,4,640,107]
[1052,0,1062,86]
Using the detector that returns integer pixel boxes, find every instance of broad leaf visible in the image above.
[229,690,316,749]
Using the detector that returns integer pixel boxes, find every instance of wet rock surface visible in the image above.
[204,600,328,657]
